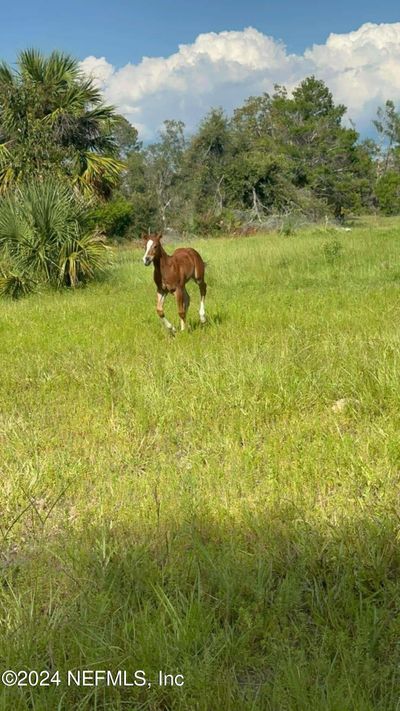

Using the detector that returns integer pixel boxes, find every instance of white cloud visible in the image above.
[80,55,115,85]
[79,23,400,140]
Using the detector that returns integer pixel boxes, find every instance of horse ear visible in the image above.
[141,233,148,242]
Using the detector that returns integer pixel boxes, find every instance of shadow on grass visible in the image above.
[187,311,227,332]
[1,508,400,710]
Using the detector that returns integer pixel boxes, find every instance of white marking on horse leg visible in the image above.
[199,296,206,323]
[180,317,186,331]
[163,316,175,332]
[157,291,174,331]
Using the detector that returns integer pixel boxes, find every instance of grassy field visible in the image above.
[1,217,400,710]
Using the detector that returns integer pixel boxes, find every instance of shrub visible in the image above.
[375,172,400,215]
[88,194,161,241]
[280,216,297,236]
[323,237,343,263]
[0,271,37,299]
[87,198,134,241]
[129,192,160,238]
[182,209,241,236]
[0,179,110,298]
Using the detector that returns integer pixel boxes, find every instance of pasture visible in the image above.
[1,217,400,710]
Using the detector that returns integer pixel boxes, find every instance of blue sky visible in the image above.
[1,0,399,65]
[1,1,400,139]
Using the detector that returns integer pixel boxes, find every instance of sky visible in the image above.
[1,0,400,139]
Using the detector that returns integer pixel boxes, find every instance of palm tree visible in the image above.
[0,49,124,197]
[0,178,111,297]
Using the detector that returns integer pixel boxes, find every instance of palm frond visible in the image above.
[0,61,14,86]
[0,177,111,296]
[46,51,80,83]
[58,229,110,287]
[0,270,36,298]
[0,141,12,165]
[74,152,124,198]
[0,50,123,199]
[0,143,17,193]
[18,48,47,82]
[0,167,17,194]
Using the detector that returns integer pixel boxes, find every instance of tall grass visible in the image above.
[1,216,400,709]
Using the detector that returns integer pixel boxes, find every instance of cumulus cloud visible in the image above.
[80,23,400,140]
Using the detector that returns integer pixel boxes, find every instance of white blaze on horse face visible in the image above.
[143,239,154,265]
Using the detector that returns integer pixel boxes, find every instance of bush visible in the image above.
[375,172,400,215]
[183,209,241,236]
[0,271,37,299]
[0,179,110,298]
[87,198,134,241]
[280,216,297,236]
[88,194,161,241]
[323,237,343,263]
[129,192,160,239]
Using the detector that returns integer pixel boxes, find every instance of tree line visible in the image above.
[0,49,399,296]
[103,78,400,239]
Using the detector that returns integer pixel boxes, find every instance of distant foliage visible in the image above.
[280,217,297,237]
[0,179,110,298]
[119,77,379,236]
[375,172,400,215]
[2,49,400,247]
[87,199,134,241]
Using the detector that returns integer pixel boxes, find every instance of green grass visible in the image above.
[1,216,400,710]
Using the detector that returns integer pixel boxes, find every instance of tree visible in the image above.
[285,77,373,218]
[113,115,141,158]
[183,108,231,220]
[375,172,400,214]
[229,92,293,216]
[145,120,186,227]
[121,76,376,233]
[374,100,400,174]
[0,49,124,198]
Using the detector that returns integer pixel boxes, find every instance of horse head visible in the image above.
[142,233,162,266]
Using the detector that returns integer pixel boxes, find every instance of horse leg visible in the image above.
[175,287,187,331]
[198,280,207,323]
[184,288,190,321]
[156,291,175,333]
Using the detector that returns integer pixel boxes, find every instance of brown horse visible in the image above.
[142,233,207,332]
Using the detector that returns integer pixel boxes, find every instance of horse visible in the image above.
[142,233,207,333]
